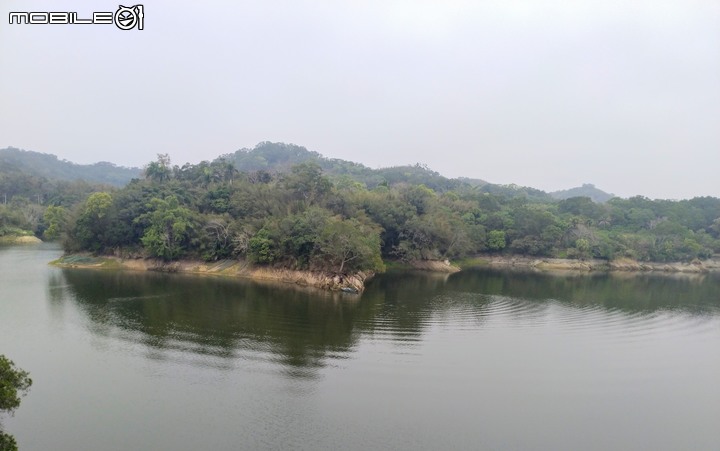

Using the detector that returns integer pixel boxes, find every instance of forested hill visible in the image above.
[551,184,615,203]
[57,154,720,273]
[4,145,719,271]
[219,142,552,200]
[0,147,141,186]
[0,143,557,202]
[220,141,463,191]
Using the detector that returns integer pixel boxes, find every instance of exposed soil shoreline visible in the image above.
[470,255,720,273]
[49,251,720,295]
[406,259,461,273]
[0,235,43,244]
[51,254,371,293]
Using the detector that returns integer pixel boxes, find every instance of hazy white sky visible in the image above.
[1,0,718,199]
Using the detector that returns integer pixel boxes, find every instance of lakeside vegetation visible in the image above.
[0,355,32,451]
[3,143,720,275]
[0,148,116,241]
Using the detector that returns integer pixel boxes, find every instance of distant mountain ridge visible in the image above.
[0,147,142,186]
[218,141,471,192]
[219,142,552,199]
[550,183,615,203]
[2,143,617,202]
[219,142,568,201]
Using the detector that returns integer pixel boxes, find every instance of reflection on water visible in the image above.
[49,266,720,376]
[3,245,720,451]
[51,270,372,377]
[444,268,720,314]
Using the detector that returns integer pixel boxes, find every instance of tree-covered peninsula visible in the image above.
[4,143,720,280]
[57,149,720,275]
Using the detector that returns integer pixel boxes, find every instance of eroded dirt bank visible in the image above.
[472,255,720,273]
[407,259,461,273]
[52,255,370,292]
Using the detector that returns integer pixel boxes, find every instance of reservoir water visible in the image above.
[1,244,719,450]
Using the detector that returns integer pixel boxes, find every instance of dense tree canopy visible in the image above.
[2,145,718,268]
[0,159,113,240]
[53,153,720,271]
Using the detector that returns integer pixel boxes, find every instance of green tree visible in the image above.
[487,230,506,251]
[0,205,31,237]
[282,163,331,207]
[396,215,438,260]
[67,192,113,252]
[708,218,720,238]
[574,238,591,259]
[558,196,600,219]
[83,192,112,220]
[279,208,330,267]
[400,184,435,215]
[0,431,16,451]
[140,196,195,261]
[317,217,384,273]
[144,154,172,183]
[357,189,416,256]
[0,356,31,413]
[0,355,32,451]
[200,215,235,261]
[248,227,278,264]
[42,205,67,240]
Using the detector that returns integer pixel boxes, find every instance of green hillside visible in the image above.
[59,153,720,269]
[3,142,720,267]
[0,147,141,187]
[551,183,615,203]
[220,142,550,201]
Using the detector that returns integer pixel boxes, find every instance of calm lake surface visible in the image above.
[1,244,719,450]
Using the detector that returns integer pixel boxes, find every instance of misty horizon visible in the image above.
[0,142,621,201]
[1,1,718,199]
